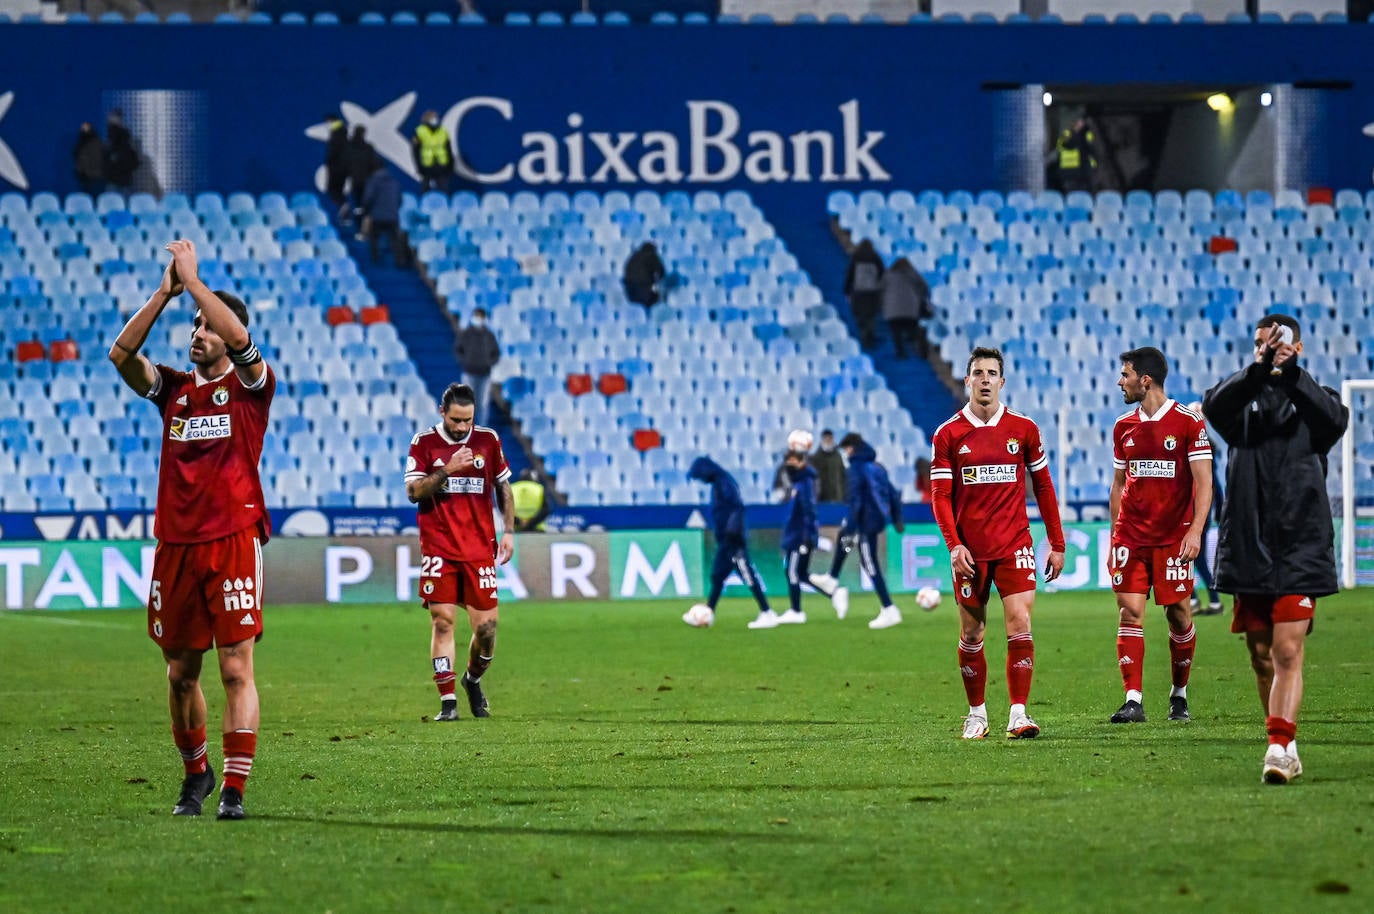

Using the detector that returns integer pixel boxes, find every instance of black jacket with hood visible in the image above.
[1202,358,1348,596]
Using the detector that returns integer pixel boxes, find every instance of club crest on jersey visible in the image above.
[1006,438,1020,455]
[473,455,485,470]
[423,581,434,595]
[1112,573,1123,586]
[960,583,973,599]
[1163,435,1178,451]
[212,386,229,406]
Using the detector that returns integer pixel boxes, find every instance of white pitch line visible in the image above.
[0,614,133,630]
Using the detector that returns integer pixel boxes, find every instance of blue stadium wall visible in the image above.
[0,23,1372,205]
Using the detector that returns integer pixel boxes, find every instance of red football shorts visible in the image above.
[1109,541,1195,605]
[417,555,499,612]
[1231,593,1317,634]
[953,539,1039,610]
[149,527,264,652]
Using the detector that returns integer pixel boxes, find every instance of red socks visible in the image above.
[1169,625,1196,689]
[222,730,256,793]
[1266,715,1296,747]
[1006,633,1035,705]
[958,639,987,707]
[172,725,209,775]
[1117,624,1145,694]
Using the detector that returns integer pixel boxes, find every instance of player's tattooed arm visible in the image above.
[406,468,450,503]
[495,477,516,565]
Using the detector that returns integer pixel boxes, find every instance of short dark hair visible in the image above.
[1257,313,1302,342]
[838,432,864,450]
[1119,346,1168,387]
[214,291,250,329]
[966,346,1004,377]
[441,383,476,411]
[820,429,834,438]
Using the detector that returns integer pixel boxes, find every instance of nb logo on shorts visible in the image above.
[479,566,498,590]
[222,576,256,612]
[1014,546,1035,571]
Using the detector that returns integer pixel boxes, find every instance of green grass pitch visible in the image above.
[2,590,1371,913]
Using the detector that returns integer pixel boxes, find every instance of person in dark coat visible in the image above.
[322,113,349,216]
[360,160,407,269]
[685,457,775,629]
[454,306,501,428]
[343,124,378,225]
[73,122,106,195]
[844,239,884,350]
[879,256,931,359]
[1201,313,1348,786]
[777,450,819,624]
[623,242,665,308]
[808,429,847,504]
[103,109,140,193]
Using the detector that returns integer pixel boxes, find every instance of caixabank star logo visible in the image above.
[0,92,30,190]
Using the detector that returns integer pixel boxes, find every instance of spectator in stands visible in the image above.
[103,109,140,194]
[72,121,105,196]
[323,112,349,217]
[454,306,500,428]
[1054,117,1098,193]
[343,124,378,226]
[844,239,884,350]
[623,242,665,309]
[411,110,454,194]
[879,256,931,360]
[809,429,846,504]
[685,457,777,630]
[360,159,407,269]
[511,468,552,533]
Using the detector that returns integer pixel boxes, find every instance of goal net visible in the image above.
[1340,379,1374,590]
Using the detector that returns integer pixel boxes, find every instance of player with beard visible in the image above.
[109,240,274,820]
[406,383,515,721]
[1106,347,1213,725]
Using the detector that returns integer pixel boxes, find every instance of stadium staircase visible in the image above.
[766,195,959,438]
[333,210,531,478]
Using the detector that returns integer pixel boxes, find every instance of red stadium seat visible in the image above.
[565,373,593,397]
[14,340,44,363]
[1208,236,1238,255]
[359,304,391,325]
[1307,187,1333,206]
[632,428,662,452]
[49,339,79,362]
[326,305,357,326]
[597,372,627,397]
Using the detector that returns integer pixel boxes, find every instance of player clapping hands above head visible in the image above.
[108,239,275,821]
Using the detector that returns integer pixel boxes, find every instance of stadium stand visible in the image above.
[403,188,927,505]
[828,186,1374,504]
[0,190,426,510]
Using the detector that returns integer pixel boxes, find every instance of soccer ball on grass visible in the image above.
[786,429,814,453]
[682,604,715,628]
[915,587,942,611]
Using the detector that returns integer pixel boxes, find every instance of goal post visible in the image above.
[1340,379,1374,591]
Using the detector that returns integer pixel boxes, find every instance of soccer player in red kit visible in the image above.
[406,383,516,721]
[1107,347,1213,725]
[108,240,273,821]
[929,347,1066,740]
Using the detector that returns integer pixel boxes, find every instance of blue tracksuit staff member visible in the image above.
[779,450,819,625]
[686,457,778,630]
[838,433,905,630]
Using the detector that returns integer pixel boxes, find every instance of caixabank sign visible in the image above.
[0,24,1372,199]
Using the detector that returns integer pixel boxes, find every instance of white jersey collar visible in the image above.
[1136,398,1176,423]
[961,403,1006,428]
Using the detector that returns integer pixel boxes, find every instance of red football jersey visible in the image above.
[147,364,274,545]
[930,404,1063,561]
[1112,399,1211,547]
[407,424,511,562]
